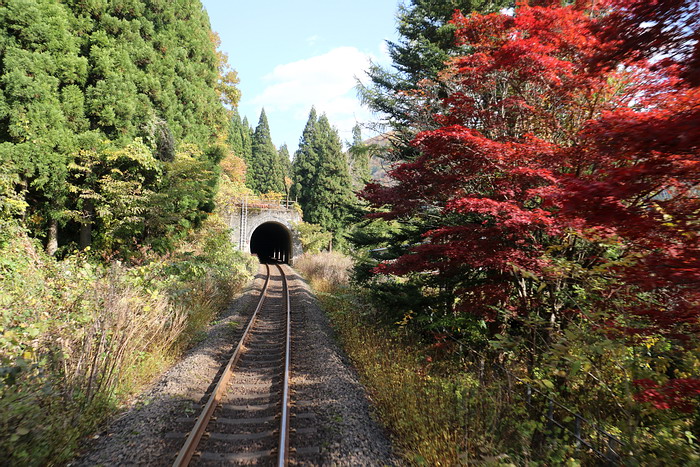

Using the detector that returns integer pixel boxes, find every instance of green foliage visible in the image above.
[0,0,236,254]
[278,143,292,195]
[359,0,512,161]
[347,124,371,189]
[228,108,252,163]
[247,109,285,194]
[292,109,354,247]
[290,107,320,206]
[145,144,219,253]
[293,221,332,254]
[0,164,26,224]
[0,216,255,465]
[0,0,86,238]
[350,216,450,329]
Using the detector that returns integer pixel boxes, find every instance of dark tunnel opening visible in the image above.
[250,222,291,263]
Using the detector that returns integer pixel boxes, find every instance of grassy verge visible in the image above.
[298,250,700,466]
[296,252,472,465]
[296,253,617,466]
[0,215,257,465]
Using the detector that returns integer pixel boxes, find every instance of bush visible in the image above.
[293,222,332,255]
[0,215,255,465]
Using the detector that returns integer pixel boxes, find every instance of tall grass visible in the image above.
[295,253,561,465]
[295,252,469,464]
[0,215,256,465]
[293,251,351,292]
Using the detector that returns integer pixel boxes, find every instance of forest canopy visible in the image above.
[0,0,238,256]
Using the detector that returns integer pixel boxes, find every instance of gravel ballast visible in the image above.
[72,264,396,466]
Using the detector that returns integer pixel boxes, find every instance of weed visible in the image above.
[0,216,257,465]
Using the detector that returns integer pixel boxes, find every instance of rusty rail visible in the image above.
[277,263,291,466]
[172,262,293,466]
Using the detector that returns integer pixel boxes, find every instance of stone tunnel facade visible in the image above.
[227,203,303,264]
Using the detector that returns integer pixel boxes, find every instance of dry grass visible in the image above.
[0,221,256,465]
[297,255,525,465]
[316,290,469,465]
[59,268,188,404]
[293,251,352,292]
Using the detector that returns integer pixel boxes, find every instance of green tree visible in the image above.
[248,108,284,194]
[228,108,252,163]
[278,143,292,196]
[0,0,237,256]
[294,113,353,247]
[347,124,371,189]
[291,107,319,206]
[0,0,87,254]
[359,0,513,160]
[241,116,253,162]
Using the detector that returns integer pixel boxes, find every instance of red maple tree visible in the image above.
[363,0,699,410]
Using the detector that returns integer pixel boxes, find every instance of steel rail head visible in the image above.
[172,263,272,467]
[277,263,291,467]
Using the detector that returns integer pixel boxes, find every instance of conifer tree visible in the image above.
[248,109,284,194]
[347,124,371,189]
[0,0,238,255]
[359,0,512,160]
[291,108,320,207]
[228,109,245,159]
[0,0,86,253]
[293,111,353,245]
[278,144,292,196]
[229,109,252,164]
[241,116,253,163]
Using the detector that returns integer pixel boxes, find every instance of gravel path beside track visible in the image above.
[73,265,396,466]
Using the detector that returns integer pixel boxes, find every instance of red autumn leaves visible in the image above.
[363,1,699,410]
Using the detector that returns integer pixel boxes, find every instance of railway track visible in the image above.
[173,263,292,466]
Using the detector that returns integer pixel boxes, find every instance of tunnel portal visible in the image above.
[250,222,292,263]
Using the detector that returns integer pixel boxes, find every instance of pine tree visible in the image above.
[347,124,371,189]
[359,0,512,160]
[291,107,320,208]
[278,144,292,196]
[294,112,353,245]
[248,109,284,194]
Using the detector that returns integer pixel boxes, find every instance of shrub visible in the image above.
[293,222,332,255]
[0,215,255,465]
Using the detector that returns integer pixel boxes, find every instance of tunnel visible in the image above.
[250,222,292,263]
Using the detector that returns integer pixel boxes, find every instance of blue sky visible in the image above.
[201,1,401,153]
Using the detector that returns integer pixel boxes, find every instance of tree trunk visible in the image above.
[80,200,94,249]
[46,219,58,256]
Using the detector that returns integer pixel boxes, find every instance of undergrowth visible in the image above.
[297,252,469,464]
[0,215,257,465]
[296,253,700,466]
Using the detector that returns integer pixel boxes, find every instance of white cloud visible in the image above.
[250,47,377,147]
[305,35,320,46]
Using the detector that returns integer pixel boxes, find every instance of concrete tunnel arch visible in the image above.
[250,221,292,263]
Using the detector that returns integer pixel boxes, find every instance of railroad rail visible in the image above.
[172,263,292,466]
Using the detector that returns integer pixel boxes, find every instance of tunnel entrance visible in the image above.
[250,222,291,263]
